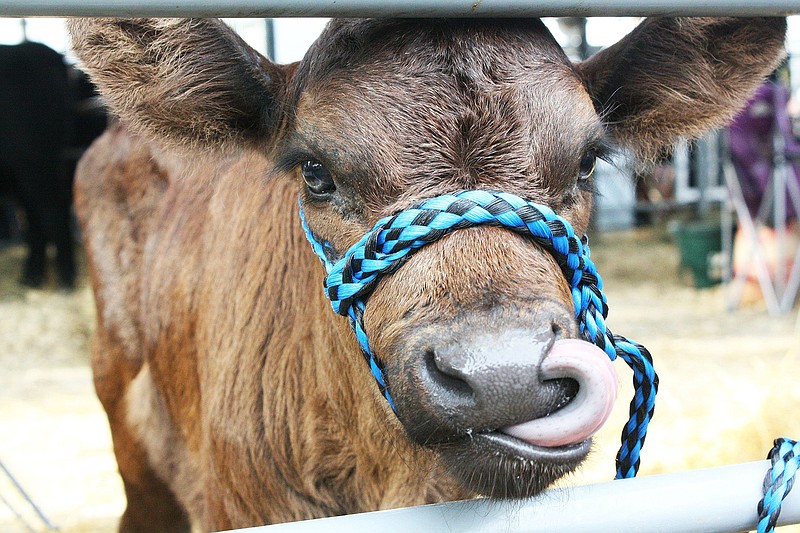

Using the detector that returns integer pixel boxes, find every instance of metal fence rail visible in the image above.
[227,460,800,533]
[0,0,799,18]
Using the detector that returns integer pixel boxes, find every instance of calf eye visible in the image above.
[578,151,596,182]
[301,160,336,197]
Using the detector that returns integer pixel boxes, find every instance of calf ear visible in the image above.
[577,17,787,163]
[68,18,290,152]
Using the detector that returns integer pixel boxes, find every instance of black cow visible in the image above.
[0,40,106,288]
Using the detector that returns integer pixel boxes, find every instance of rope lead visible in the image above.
[759,438,800,533]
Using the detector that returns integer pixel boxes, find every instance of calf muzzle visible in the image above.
[390,306,617,450]
[300,189,657,481]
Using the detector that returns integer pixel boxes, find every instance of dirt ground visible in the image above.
[0,225,799,532]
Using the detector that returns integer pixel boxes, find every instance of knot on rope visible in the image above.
[300,189,658,479]
[759,437,800,533]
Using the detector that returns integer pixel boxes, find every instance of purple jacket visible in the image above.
[728,81,800,222]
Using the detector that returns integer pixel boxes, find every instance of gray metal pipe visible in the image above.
[226,460,800,533]
[0,0,798,18]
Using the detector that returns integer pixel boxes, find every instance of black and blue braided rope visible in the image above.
[759,438,800,533]
[299,189,799,527]
[300,189,657,480]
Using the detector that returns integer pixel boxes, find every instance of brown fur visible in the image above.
[70,17,786,531]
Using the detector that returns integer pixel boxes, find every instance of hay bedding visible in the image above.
[0,228,798,532]
[0,244,121,533]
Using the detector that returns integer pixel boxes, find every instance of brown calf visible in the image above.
[70,17,786,532]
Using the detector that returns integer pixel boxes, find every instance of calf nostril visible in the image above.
[543,377,579,414]
[551,322,563,342]
[425,349,474,399]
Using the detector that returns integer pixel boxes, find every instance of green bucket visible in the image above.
[673,220,723,289]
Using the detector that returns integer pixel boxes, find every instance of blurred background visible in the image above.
[1,16,799,533]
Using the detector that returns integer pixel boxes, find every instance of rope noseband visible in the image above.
[301,189,657,479]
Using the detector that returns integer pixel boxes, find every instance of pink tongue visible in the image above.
[500,339,617,447]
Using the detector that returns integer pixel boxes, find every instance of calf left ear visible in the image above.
[68,18,292,152]
[577,17,787,163]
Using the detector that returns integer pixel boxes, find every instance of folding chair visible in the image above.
[723,80,800,315]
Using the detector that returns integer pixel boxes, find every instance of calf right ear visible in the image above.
[68,18,292,152]
[577,17,787,164]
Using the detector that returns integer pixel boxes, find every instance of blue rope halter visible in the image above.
[300,189,657,479]
[298,188,799,528]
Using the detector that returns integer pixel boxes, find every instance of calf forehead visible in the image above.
[302,19,569,83]
[291,19,599,209]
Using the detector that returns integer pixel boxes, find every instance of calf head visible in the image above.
[70,17,786,499]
